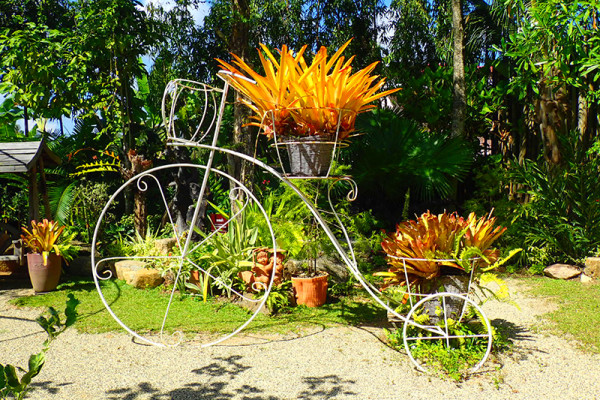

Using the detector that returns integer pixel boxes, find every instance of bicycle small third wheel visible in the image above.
[402,292,493,374]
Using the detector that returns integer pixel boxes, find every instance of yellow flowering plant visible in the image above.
[217,40,400,140]
[21,219,66,266]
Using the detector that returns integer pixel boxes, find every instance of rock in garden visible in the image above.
[316,255,350,282]
[544,263,581,280]
[155,238,178,255]
[125,267,163,289]
[114,260,163,288]
[581,274,593,283]
[584,257,600,279]
[114,260,148,280]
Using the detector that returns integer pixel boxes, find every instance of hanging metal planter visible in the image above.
[267,107,353,178]
[279,136,336,177]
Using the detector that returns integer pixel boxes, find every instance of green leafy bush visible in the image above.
[507,151,600,266]
[347,109,473,223]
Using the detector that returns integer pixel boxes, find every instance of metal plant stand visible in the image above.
[91,76,492,373]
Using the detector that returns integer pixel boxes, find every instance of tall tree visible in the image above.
[451,0,466,138]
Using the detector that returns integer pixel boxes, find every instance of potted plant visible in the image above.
[217,40,400,176]
[21,219,73,292]
[291,259,329,308]
[288,220,330,307]
[375,211,520,319]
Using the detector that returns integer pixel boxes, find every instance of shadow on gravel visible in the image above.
[297,375,357,399]
[105,355,269,400]
[103,356,357,399]
[29,381,73,396]
[492,318,532,342]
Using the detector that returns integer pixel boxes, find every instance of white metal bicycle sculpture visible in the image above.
[92,73,493,373]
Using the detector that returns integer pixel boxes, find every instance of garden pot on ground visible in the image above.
[281,136,335,177]
[291,272,328,307]
[27,253,62,292]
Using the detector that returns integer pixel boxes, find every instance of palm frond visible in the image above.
[48,180,78,225]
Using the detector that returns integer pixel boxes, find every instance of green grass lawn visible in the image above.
[10,278,387,337]
[526,276,600,353]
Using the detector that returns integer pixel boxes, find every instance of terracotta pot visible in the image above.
[190,270,200,284]
[27,253,62,292]
[291,273,328,307]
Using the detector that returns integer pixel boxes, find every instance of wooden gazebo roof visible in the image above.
[0,140,61,173]
[0,140,61,222]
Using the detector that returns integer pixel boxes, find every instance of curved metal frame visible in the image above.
[92,75,494,373]
[91,164,278,348]
[402,292,493,373]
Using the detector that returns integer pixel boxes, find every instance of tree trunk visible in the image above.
[126,150,152,237]
[536,79,564,166]
[228,0,253,211]
[578,87,590,154]
[451,0,466,138]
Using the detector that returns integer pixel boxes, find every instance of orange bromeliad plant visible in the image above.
[376,211,507,293]
[216,40,400,140]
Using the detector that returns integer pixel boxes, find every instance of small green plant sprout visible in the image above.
[1,294,79,400]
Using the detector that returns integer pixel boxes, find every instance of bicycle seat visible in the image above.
[161,78,231,147]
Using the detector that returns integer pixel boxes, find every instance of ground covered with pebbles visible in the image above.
[1,278,599,400]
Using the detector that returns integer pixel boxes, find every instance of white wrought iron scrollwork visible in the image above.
[92,74,493,374]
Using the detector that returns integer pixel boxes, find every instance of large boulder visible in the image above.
[584,257,600,279]
[125,268,163,289]
[544,263,581,280]
[114,260,163,289]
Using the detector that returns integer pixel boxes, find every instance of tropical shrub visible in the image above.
[0,174,28,224]
[347,109,473,223]
[506,151,600,266]
[199,205,259,297]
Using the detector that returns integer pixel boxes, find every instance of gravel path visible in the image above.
[1,278,599,400]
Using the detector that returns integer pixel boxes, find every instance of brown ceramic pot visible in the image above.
[27,253,62,292]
